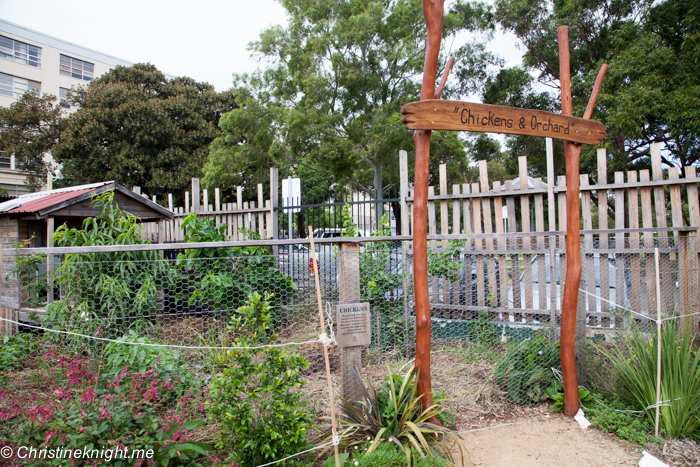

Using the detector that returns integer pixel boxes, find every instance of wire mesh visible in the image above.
[0,232,698,464]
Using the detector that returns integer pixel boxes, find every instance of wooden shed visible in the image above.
[0,181,174,326]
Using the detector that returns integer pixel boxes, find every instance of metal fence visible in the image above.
[0,232,698,464]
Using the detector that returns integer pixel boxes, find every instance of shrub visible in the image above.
[40,191,174,341]
[336,364,464,466]
[207,292,313,466]
[494,337,560,405]
[177,212,296,316]
[0,353,210,466]
[352,441,447,467]
[0,333,39,386]
[102,331,185,382]
[594,320,700,438]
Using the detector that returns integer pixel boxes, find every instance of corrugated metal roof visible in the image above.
[0,181,113,214]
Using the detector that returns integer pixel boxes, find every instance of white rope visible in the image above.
[0,316,330,351]
[254,428,358,467]
[578,288,700,324]
[577,288,655,323]
[319,333,333,347]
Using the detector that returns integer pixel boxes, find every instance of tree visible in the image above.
[470,0,700,178]
[52,64,236,201]
[0,91,65,191]
[204,0,500,206]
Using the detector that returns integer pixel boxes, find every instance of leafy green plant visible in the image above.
[546,380,597,412]
[469,311,500,346]
[494,337,560,405]
[43,191,175,341]
[102,331,184,381]
[336,364,464,466]
[207,292,313,466]
[0,333,39,386]
[427,239,465,283]
[351,441,446,467]
[177,212,296,316]
[6,239,49,307]
[594,320,700,438]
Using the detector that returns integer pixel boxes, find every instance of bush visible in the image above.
[352,442,447,467]
[0,353,210,466]
[337,364,464,466]
[0,333,39,386]
[207,292,313,466]
[594,320,700,438]
[102,331,185,382]
[494,337,560,405]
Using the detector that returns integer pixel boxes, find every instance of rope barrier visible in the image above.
[0,316,335,351]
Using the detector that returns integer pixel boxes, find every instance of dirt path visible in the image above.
[458,413,640,467]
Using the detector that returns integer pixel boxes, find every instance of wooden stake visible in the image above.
[308,226,340,467]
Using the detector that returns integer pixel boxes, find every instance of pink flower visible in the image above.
[79,426,87,433]
[81,386,97,403]
[98,407,111,421]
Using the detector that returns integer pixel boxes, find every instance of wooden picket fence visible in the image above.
[131,141,699,331]
[397,142,699,330]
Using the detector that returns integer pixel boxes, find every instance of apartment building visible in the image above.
[0,18,134,195]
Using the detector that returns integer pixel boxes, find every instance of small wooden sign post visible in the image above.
[336,303,371,348]
[408,0,606,418]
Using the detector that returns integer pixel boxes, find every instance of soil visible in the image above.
[460,413,638,466]
[458,413,700,467]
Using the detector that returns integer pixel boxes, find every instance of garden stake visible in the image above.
[654,246,662,438]
[308,226,340,467]
[557,26,608,417]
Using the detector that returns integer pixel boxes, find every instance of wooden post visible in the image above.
[192,178,201,213]
[558,25,581,417]
[338,241,363,403]
[271,167,279,243]
[413,0,445,412]
[399,150,411,352]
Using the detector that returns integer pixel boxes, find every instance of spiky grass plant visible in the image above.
[595,320,700,438]
[335,364,465,466]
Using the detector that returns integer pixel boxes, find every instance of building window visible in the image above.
[0,157,10,170]
[0,35,41,68]
[59,87,70,109]
[59,54,94,81]
[0,73,40,98]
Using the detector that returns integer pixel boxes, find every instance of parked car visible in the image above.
[507,253,630,315]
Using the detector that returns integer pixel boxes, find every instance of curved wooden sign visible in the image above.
[401,100,605,145]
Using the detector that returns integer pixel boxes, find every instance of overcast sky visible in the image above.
[0,0,522,93]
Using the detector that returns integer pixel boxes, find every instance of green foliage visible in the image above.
[352,441,447,467]
[45,191,173,340]
[470,0,700,177]
[102,331,183,380]
[52,64,236,199]
[176,212,296,315]
[337,365,464,466]
[341,204,360,238]
[0,90,65,191]
[205,0,490,200]
[546,380,597,413]
[7,239,48,307]
[587,398,653,447]
[0,333,38,386]
[594,321,700,438]
[494,337,560,405]
[427,240,465,283]
[207,292,313,466]
[469,311,500,347]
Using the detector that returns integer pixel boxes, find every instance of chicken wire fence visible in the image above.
[0,233,698,453]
